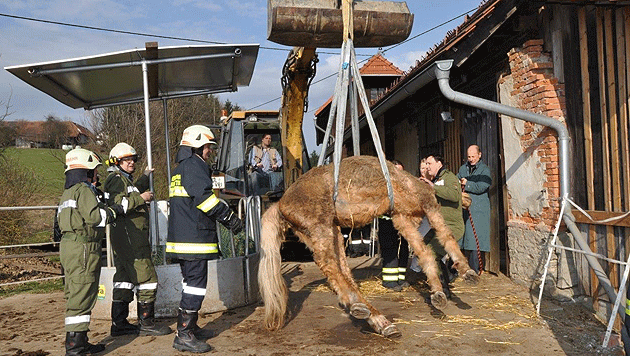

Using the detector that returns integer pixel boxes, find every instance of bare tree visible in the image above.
[89,94,232,199]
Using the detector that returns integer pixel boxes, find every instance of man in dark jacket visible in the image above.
[458,145,492,274]
[167,125,243,353]
[420,154,464,298]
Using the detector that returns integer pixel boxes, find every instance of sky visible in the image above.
[0,0,483,153]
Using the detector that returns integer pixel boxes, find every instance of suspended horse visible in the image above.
[258,155,479,337]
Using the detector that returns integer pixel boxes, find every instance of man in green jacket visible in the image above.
[420,154,464,298]
[104,142,171,336]
[59,148,123,355]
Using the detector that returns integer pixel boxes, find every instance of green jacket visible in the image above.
[104,169,150,236]
[432,167,464,240]
[57,183,109,242]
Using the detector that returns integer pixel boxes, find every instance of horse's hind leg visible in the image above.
[294,226,363,310]
[392,215,447,309]
[332,226,401,337]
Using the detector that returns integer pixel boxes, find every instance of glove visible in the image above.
[226,212,243,235]
[107,204,125,220]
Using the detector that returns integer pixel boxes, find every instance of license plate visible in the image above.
[212,176,225,189]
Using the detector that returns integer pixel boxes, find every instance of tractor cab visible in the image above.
[216,110,285,200]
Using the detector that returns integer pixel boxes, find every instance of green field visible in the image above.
[3,147,67,198]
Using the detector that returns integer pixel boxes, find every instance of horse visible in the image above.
[258,155,479,337]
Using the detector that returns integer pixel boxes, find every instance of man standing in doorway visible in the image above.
[458,145,492,274]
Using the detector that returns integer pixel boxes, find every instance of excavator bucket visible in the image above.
[268,0,414,48]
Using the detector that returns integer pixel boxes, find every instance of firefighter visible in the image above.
[167,125,243,353]
[379,160,409,291]
[58,148,123,355]
[103,142,172,337]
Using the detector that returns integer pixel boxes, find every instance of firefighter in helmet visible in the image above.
[167,125,243,353]
[58,148,124,355]
[103,142,172,337]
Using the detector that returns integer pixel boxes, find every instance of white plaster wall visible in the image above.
[498,76,547,217]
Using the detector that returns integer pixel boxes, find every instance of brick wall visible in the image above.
[506,39,567,230]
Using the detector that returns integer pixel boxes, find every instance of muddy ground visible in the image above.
[0,256,624,356]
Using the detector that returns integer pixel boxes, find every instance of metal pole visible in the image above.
[141,61,158,249]
[163,99,172,181]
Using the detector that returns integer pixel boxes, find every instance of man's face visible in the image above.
[119,156,136,173]
[425,156,442,179]
[202,143,214,161]
[467,146,481,165]
[262,135,272,147]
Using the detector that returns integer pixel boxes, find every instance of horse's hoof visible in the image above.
[349,303,371,319]
[431,291,447,309]
[382,324,402,338]
[462,269,480,285]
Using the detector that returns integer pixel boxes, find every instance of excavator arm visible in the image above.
[280,47,318,187]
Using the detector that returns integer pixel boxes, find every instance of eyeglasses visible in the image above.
[121,155,138,163]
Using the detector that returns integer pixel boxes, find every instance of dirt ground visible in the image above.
[0,256,625,356]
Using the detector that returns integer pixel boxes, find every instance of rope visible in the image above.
[467,209,483,274]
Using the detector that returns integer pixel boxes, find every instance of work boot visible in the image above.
[65,331,105,355]
[138,301,172,336]
[110,301,139,336]
[173,309,212,353]
[438,259,453,300]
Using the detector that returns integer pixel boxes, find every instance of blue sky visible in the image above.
[0,0,482,152]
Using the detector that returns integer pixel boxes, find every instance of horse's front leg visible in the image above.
[392,215,447,309]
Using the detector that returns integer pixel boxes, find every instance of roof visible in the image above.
[314,52,402,116]
[5,44,259,110]
[4,120,94,142]
[359,53,404,76]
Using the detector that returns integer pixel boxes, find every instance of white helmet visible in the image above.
[108,142,137,165]
[180,125,216,148]
[65,148,102,172]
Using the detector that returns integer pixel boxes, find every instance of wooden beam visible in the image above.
[603,8,618,302]
[573,210,630,228]
[579,7,599,300]
[145,42,159,99]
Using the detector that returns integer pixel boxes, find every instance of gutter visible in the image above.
[433,59,622,321]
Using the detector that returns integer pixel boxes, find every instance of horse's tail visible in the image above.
[258,203,288,330]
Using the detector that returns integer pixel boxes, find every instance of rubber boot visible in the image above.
[173,309,212,353]
[138,301,172,336]
[65,331,105,355]
[110,301,139,336]
[438,259,453,300]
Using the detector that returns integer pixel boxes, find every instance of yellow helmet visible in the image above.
[180,125,216,148]
[65,148,102,172]
[108,142,137,166]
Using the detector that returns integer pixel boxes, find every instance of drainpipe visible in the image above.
[433,59,622,319]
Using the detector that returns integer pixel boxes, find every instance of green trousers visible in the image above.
[60,239,101,332]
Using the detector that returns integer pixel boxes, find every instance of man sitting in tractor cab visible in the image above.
[249,133,283,195]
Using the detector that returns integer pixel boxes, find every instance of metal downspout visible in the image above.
[433,60,621,318]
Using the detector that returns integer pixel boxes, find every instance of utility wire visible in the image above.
[0,13,368,57]
[1,7,478,111]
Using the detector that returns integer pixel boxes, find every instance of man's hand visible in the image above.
[460,178,467,190]
[144,166,155,176]
[420,176,434,186]
[140,191,154,202]
[271,164,278,171]
[227,213,243,234]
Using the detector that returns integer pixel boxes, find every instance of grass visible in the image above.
[0,278,64,299]
[3,147,67,197]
